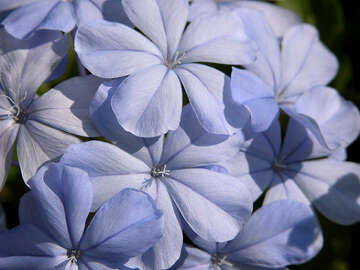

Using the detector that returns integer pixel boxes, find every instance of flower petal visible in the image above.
[287,87,360,151]
[161,105,243,169]
[231,68,279,132]
[279,24,338,100]
[29,76,102,138]
[223,200,323,268]
[292,159,360,225]
[0,120,18,189]
[126,182,183,270]
[0,224,66,270]
[0,29,69,104]
[80,188,163,267]
[75,20,162,78]
[60,141,151,210]
[16,120,80,182]
[24,163,93,247]
[111,65,182,137]
[179,13,257,65]
[176,64,231,135]
[166,168,252,242]
[3,0,76,39]
[122,0,188,58]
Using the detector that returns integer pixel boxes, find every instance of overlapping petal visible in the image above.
[111,65,182,137]
[29,76,102,137]
[60,141,150,210]
[75,20,163,78]
[179,13,257,65]
[223,200,323,268]
[165,168,252,242]
[80,189,163,267]
[279,24,338,100]
[21,163,93,248]
[16,120,81,182]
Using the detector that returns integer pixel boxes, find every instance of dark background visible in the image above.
[1,1,360,269]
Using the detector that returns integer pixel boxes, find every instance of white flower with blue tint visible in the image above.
[0,163,164,270]
[74,0,257,137]
[189,0,301,36]
[176,200,322,270]
[0,29,100,189]
[60,101,253,270]
[221,118,360,225]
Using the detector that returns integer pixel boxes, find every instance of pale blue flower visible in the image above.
[229,9,359,150]
[0,29,100,189]
[175,200,322,270]
[60,103,253,270]
[0,0,130,39]
[0,163,164,270]
[189,0,301,37]
[75,0,257,137]
[220,117,360,225]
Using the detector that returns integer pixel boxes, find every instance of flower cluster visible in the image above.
[0,1,359,270]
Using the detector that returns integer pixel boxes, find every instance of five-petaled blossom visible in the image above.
[0,163,164,270]
[175,200,322,270]
[0,29,100,189]
[75,0,258,137]
[60,98,254,270]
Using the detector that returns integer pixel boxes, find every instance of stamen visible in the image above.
[272,159,287,172]
[211,254,233,269]
[151,165,170,178]
[67,249,81,264]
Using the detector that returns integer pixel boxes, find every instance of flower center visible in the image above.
[272,159,287,173]
[0,94,27,123]
[67,249,81,264]
[164,51,185,69]
[210,254,233,269]
[151,165,170,178]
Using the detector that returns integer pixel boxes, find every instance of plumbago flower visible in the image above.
[59,92,253,270]
[220,115,360,225]
[175,200,323,270]
[75,0,257,137]
[0,163,164,270]
[188,0,301,37]
[0,0,131,39]
[229,9,354,151]
[0,29,101,189]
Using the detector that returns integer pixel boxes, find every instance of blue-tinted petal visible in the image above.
[231,68,279,132]
[161,105,243,170]
[16,120,81,182]
[60,141,150,210]
[0,120,18,190]
[279,24,338,100]
[25,163,93,247]
[0,29,69,105]
[179,13,257,65]
[126,182,183,270]
[80,189,163,267]
[238,1,301,37]
[111,65,182,137]
[0,224,66,270]
[292,159,360,225]
[29,76,102,137]
[75,20,162,78]
[237,8,281,89]
[122,0,188,59]
[286,87,360,151]
[223,200,323,268]
[3,0,76,39]
[176,64,232,135]
[90,81,165,166]
[165,168,252,242]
